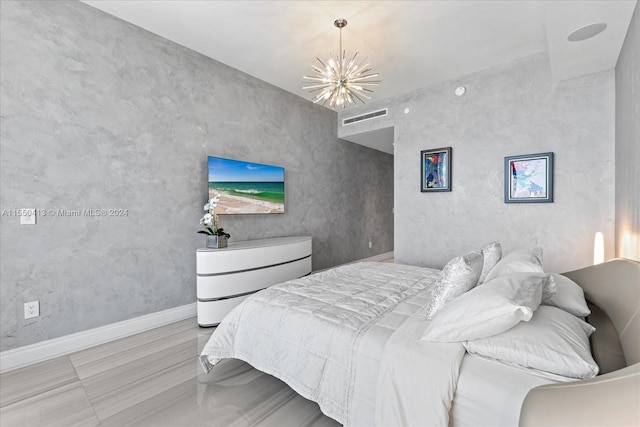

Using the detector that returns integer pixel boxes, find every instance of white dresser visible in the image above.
[196,236,312,327]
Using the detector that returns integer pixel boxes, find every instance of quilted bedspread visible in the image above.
[200,262,442,424]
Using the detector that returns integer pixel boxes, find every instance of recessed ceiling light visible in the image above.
[454,86,466,97]
[567,23,607,42]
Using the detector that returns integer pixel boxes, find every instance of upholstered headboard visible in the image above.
[520,258,640,427]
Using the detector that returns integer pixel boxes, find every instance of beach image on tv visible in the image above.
[208,156,285,214]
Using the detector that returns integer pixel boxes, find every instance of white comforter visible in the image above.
[200,262,464,426]
[375,315,465,426]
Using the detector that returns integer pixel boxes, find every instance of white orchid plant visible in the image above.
[198,194,231,238]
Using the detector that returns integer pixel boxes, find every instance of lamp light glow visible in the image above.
[594,232,604,265]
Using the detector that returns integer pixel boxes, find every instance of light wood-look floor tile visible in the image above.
[1,317,341,426]
[99,374,196,427]
[0,356,78,407]
[69,319,196,378]
[80,340,197,401]
[0,381,99,427]
[89,357,198,421]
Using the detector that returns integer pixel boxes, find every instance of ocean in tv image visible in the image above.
[208,156,285,214]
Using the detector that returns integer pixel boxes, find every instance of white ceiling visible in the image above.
[82,0,637,152]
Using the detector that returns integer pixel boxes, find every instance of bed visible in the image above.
[519,258,640,427]
[200,247,640,426]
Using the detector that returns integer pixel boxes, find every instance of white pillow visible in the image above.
[421,272,549,342]
[543,273,591,317]
[424,251,484,320]
[478,241,502,284]
[483,247,544,283]
[464,305,598,379]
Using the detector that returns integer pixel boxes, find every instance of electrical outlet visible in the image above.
[20,209,36,225]
[368,241,372,249]
[24,301,39,319]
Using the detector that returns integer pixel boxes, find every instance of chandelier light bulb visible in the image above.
[302,18,381,108]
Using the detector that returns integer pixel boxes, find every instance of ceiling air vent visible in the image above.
[342,108,388,126]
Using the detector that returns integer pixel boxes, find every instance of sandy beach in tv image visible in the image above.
[208,157,285,214]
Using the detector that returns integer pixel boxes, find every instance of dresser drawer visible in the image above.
[197,256,311,300]
[197,296,252,327]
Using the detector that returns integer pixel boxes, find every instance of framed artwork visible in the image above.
[421,147,452,192]
[504,152,554,203]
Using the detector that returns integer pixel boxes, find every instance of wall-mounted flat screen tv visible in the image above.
[208,156,285,214]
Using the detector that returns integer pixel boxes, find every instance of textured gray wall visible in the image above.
[615,2,640,261]
[0,1,393,351]
[339,53,615,274]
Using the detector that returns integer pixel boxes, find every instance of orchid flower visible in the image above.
[197,194,230,238]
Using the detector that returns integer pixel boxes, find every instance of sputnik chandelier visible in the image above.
[303,19,380,108]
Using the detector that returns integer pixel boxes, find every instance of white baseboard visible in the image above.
[0,252,395,373]
[0,303,196,374]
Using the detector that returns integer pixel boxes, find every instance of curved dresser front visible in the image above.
[196,236,312,327]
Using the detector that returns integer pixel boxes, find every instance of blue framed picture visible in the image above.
[504,152,554,203]
[421,147,452,192]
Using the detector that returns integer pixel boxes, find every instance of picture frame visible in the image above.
[504,152,554,203]
[420,147,452,192]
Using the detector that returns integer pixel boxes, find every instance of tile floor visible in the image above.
[0,318,340,427]
[1,258,395,426]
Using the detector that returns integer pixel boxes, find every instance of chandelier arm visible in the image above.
[352,89,372,100]
[303,76,330,82]
[309,65,326,75]
[356,57,370,69]
[350,84,380,88]
[351,91,367,104]
[357,68,376,76]
[314,92,327,101]
[350,74,380,81]
[315,57,329,69]
[345,90,356,105]
[303,83,332,89]
[318,87,335,100]
[347,52,359,69]
[304,85,333,92]
[330,89,340,107]
[350,82,380,86]
[343,55,360,77]
[352,76,381,81]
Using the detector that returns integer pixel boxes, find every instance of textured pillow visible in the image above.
[526,272,557,302]
[483,247,544,283]
[421,272,550,342]
[478,241,502,284]
[543,273,591,317]
[424,251,484,320]
[464,305,598,379]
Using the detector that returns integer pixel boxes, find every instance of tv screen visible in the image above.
[208,156,285,214]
